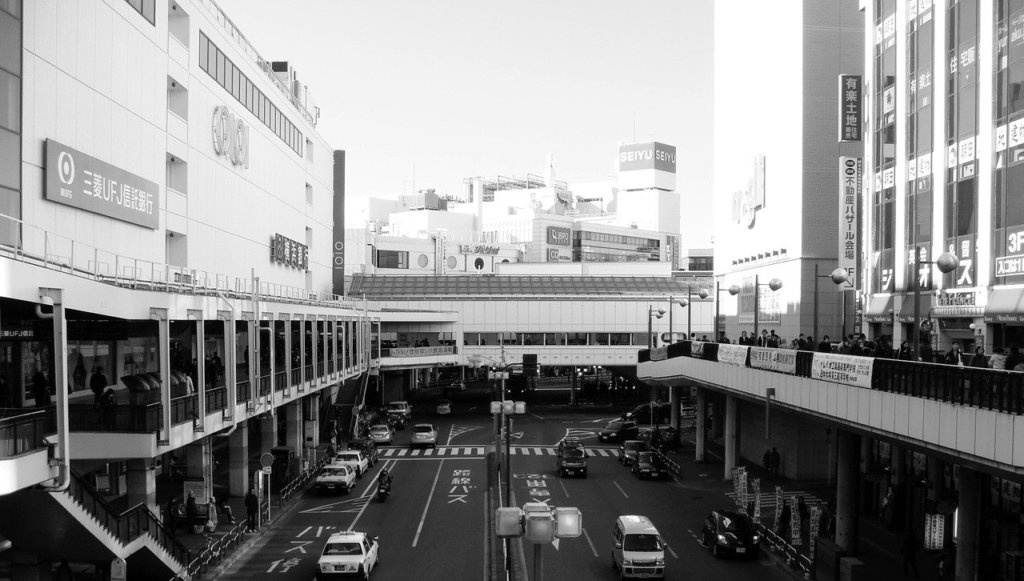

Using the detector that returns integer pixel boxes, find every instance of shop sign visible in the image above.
[546,226,571,247]
[717,344,749,367]
[618,142,676,173]
[44,139,159,229]
[936,291,976,307]
[749,347,797,374]
[838,75,862,142]
[1002,479,1022,505]
[212,105,250,168]
[838,157,861,283]
[995,226,1024,279]
[810,353,873,388]
[546,248,560,262]
[458,244,499,255]
[944,237,975,288]
[270,233,308,270]
[0,328,35,339]
[923,513,944,551]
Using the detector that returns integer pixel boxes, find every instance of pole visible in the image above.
[813,263,819,343]
[841,290,847,340]
[534,543,544,581]
[668,295,674,343]
[647,306,653,349]
[714,280,721,341]
[753,274,760,339]
[687,288,693,340]
[913,246,921,361]
[505,416,512,507]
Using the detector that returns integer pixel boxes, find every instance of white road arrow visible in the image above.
[552,538,560,551]
[300,497,369,514]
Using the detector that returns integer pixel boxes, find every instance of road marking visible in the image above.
[666,543,680,559]
[398,449,408,457]
[533,447,543,455]
[412,459,446,547]
[613,481,629,498]
[301,496,370,514]
[528,411,545,420]
[558,479,569,498]
[345,460,396,530]
[581,527,599,557]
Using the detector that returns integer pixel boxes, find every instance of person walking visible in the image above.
[90,366,109,406]
[968,346,988,368]
[777,499,792,540]
[944,341,965,366]
[770,447,781,475]
[901,527,921,578]
[31,366,50,407]
[185,491,197,534]
[166,496,179,536]
[990,347,1008,370]
[245,488,259,532]
[763,448,772,473]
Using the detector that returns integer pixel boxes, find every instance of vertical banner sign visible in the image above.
[839,75,863,142]
[332,151,346,295]
[839,157,862,286]
[809,505,821,559]
[752,478,762,524]
[738,467,748,511]
[775,486,783,530]
[790,495,801,546]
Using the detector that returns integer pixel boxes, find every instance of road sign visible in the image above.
[262,466,272,474]
[260,452,274,468]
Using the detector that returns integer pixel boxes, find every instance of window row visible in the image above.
[124,0,155,25]
[575,231,659,247]
[198,32,303,157]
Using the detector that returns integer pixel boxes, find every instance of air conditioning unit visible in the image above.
[246,401,256,413]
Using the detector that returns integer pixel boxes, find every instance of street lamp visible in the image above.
[671,288,710,343]
[728,276,783,338]
[814,265,853,343]
[910,250,959,360]
[647,306,666,349]
[711,282,736,342]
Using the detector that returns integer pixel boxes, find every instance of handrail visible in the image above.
[67,469,190,568]
[0,408,53,457]
[280,453,332,505]
[756,524,814,578]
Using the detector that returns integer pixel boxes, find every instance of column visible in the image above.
[402,370,415,399]
[835,430,860,552]
[695,387,706,462]
[285,400,303,454]
[152,309,171,444]
[306,393,320,464]
[185,438,212,501]
[126,459,157,516]
[261,409,278,450]
[891,444,906,529]
[298,318,306,392]
[221,314,236,417]
[955,467,981,581]
[284,318,292,394]
[723,395,737,480]
[191,313,206,433]
[927,457,943,504]
[228,421,249,497]
[711,395,725,438]
[670,385,680,434]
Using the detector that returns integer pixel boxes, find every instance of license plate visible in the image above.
[566,470,575,474]
[736,547,746,554]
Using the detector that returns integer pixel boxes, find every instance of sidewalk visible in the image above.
[665,437,938,581]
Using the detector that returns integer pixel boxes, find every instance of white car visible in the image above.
[410,423,438,449]
[436,399,452,415]
[315,464,356,494]
[368,424,393,445]
[316,531,380,580]
[333,450,370,478]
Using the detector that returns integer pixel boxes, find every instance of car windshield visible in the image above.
[320,467,347,477]
[323,542,363,556]
[371,425,388,432]
[563,449,584,458]
[338,453,359,461]
[388,403,406,411]
[721,515,754,533]
[624,442,643,451]
[605,421,624,430]
[414,425,434,433]
[637,452,654,463]
[623,534,663,552]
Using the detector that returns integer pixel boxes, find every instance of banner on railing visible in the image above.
[790,494,802,546]
[691,341,706,357]
[650,346,668,361]
[810,352,873,388]
[752,478,761,523]
[749,347,797,374]
[809,504,821,558]
[774,486,783,530]
[718,344,749,367]
[387,346,455,357]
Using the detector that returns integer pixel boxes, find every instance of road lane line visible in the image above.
[613,481,629,498]
[666,543,680,560]
[528,411,545,420]
[558,479,569,498]
[298,525,312,537]
[581,527,599,557]
[347,460,397,530]
[398,449,408,456]
[412,459,446,547]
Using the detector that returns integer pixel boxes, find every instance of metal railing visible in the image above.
[756,524,814,578]
[236,379,251,403]
[259,374,273,396]
[0,408,53,457]
[68,401,162,433]
[290,368,302,386]
[170,395,197,426]
[205,387,227,414]
[174,518,248,581]
[280,453,331,505]
[274,371,287,392]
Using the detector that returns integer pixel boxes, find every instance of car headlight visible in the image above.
[753,534,760,543]
[622,559,633,566]
[655,557,665,565]
[717,534,728,546]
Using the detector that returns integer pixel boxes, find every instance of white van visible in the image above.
[612,515,666,579]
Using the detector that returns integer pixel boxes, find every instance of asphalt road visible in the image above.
[218,403,791,581]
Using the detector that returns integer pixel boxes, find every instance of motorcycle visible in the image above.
[377,479,391,502]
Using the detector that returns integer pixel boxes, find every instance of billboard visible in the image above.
[838,157,861,286]
[45,139,159,229]
[546,226,571,246]
[838,75,862,142]
[618,142,677,173]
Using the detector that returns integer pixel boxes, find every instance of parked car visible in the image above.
[315,464,356,495]
[449,380,466,392]
[618,440,647,466]
[411,423,438,448]
[701,509,760,558]
[368,424,393,445]
[316,531,380,580]
[436,399,452,415]
[333,450,369,478]
[599,420,639,443]
[387,400,412,421]
[631,451,668,479]
[347,437,378,466]
[622,402,672,424]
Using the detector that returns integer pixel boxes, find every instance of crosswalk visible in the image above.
[377,446,622,458]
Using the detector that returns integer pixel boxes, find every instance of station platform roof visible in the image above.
[349,274,701,298]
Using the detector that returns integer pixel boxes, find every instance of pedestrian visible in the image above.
[919,341,934,363]
[968,345,988,368]
[216,496,235,523]
[797,496,809,544]
[763,448,772,473]
[31,366,50,407]
[185,491,197,534]
[245,488,259,532]
[72,350,87,392]
[739,331,750,346]
[882,485,895,529]
[206,496,219,532]
[100,388,117,429]
[990,347,1007,370]
[758,329,770,347]
[90,366,109,406]
[818,335,833,353]
[777,498,792,539]
[896,341,912,360]
[901,527,921,578]
[839,338,853,355]
[770,447,781,475]
[1009,344,1024,371]
[944,341,965,366]
[166,496,179,536]
[768,330,781,348]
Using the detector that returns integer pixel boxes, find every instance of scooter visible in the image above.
[377,480,391,502]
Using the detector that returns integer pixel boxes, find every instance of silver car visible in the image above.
[368,424,393,445]
[410,423,438,449]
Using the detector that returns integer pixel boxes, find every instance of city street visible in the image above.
[218,405,792,581]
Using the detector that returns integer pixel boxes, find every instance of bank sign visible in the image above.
[45,139,159,229]
[618,142,676,173]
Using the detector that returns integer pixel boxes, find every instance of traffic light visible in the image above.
[523,354,538,376]
[554,507,582,538]
[496,507,523,537]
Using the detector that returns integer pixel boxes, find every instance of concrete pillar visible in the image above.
[284,319,293,395]
[126,459,157,516]
[299,319,307,392]
[402,369,415,398]
[154,310,171,444]
[724,395,737,480]
[712,394,724,439]
[185,438,212,501]
[192,315,206,434]
[927,457,943,503]
[695,387,706,463]
[285,400,303,454]
[955,467,981,581]
[228,421,249,497]
[305,393,320,463]
[835,430,860,552]
[262,410,278,449]
[670,385,680,433]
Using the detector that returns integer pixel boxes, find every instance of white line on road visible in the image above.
[613,481,629,498]
[347,460,396,530]
[581,527,599,557]
[412,459,446,547]
[528,411,545,420]
[666,543,680,560]
[558,479,569,498]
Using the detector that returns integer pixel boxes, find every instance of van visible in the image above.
[612,515,666,579]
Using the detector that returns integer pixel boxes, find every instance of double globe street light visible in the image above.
[647,306,666,349]
[670,288,710,343]
[728,276,783,338]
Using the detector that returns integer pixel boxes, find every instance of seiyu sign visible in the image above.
[618,142,676,173]
[45,139,159,229]
[212,105,250,168]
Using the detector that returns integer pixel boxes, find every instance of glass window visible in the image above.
[0,12,20,75]
[0,69,18,132]
[216,50,226,86]
[0,0,21,18]
[0,129,18,190]
[544,332,565,346]
[142,0,155,24]
[198,35,209,73]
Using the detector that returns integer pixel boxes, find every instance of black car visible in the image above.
[598,420,639,442]
[631,451,668,479]
[701,510,760,558]
[622,402,671,424]
[618,440,647,466]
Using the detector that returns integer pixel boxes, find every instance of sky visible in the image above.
[216,0,715,244]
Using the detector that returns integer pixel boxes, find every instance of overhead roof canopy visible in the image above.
[349,274,701,298]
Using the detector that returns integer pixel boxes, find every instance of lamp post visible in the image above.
[814,265,854,343]
[712,282,735,342]
[671,288,710,343]
[728,276,783,339]
[911,250,959,360]
[647,306,666,349]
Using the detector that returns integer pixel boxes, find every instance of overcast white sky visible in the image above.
[217,0,714,244]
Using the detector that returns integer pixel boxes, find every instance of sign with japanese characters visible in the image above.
[924,513,944,551]
[810,353,874,388]
[839,157,861,285]
[838,75,862,142]
[995,226,1024,280]
[749,347,797,374]
[271,233,309,270]
[45,139,159,229]
[717,344,749,367]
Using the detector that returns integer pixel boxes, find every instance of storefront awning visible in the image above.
[896,293,934,322]
[864,295,894,323]
[984,287,1024,323]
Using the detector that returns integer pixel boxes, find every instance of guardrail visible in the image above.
[0,408,54,457]
[280,453,332,505]
[756,524,814,579]
[173,518,248,581]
